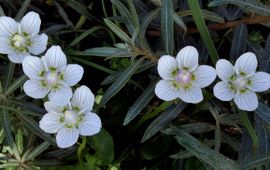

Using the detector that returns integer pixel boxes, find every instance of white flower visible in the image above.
[22,45,84,105]
[214,52,270,111]
[0,11,48,63]
[39,85,102,148]
[155,46,216,103]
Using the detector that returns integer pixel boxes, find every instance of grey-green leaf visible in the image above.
[161,0,174,55]
[208,0,270,16]
[230,24,247,61]
[141,102,187,143]
[123,82,156,125]
[99,58,144,107]
[172,127,238,170]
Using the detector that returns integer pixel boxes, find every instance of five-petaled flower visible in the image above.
[39,85,102,148]
[22,45,84,105]
[155,46,216,103]
[214,52,270,111]
[0,11,48,63]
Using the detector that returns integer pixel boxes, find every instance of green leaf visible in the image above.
[179,122,216,134]
[123,82,156,125]
[177,9,225,23]
[230,24,247,61]
[240,156,270,170]
[255,102,270,126]
[15,113,55,144]
[54,0,74,28]
[24,141,50,161]
[64,0,97,20]
[172,127,238,170]
[173,12,187,33]
[141,8,160,37]
[67,47,133,58]
[141,102,187,143]
[87,128,114,164]
[161,0,174,55]
[0,103,14,147]
[238,109,258,149]
[15,130,23,155]
[67,26,105,48]
[15,0,31,20]
[0,6,5,16]
[4,75,27,96]
[3,62,15,92]
[187,0,219,63]
[170,150,194,159]
[99,58,144,107]
[208,0,270,16]
[104,18,133,45]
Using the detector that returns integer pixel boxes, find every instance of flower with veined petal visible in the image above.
[0,11,48,63]
[22,45,83,105]
[39,85,102,148]
[155,46,216,103]
[214,52,270,111]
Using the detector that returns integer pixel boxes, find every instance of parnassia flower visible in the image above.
[155,46,216,103]
[22,45,84,105]
[39,85,102,148]
[0,11,48,63]
[214,52,270,111]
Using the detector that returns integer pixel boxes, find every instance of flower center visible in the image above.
[233,76,247,90]
[10,33,31,52]
[45,72,59,85]
[175,70,192,85]
[64,110,78,124]
[63,108,85,129]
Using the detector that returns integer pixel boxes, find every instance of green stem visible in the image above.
[77,136,87,170]
[238,109,258,150]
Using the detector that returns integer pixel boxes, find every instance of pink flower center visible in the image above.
[175,70,192,85]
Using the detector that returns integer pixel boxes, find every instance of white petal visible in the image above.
[62,64,84,86]
[155,80,179,101]
[213,81,235,101]
[28,34,48,55]
[193,65,216,88]
[178,86,203,103]
[39,112,63,134]
[20,11,41,37]
[176,46,198,71]
[79,112,102,136]
[43,46,67,71]
[22,56,45,80]
[23,80,49,98]
[8,52,30,63]
[48,85,72,106]
[234,90,258,111]
[44,101,65,113]
[235,52,257,75]
[157,55,178,80]
[249,72,270,92]
[71,85,95,113]
[0,37,14,54]
[216,59,235,82]
[0,16,18,37]
[56,127,79,148]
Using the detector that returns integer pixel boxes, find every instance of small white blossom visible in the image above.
[22,45,84,105]
[39,85,102,148]
[214,52,270,111]
[155,46,216,103]
[0,11,48,63]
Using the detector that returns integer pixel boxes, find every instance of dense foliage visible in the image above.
[1,0,270,169]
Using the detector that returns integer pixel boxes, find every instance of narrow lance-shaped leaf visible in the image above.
[141,102,187,143]
[24,141,50,161]
[240,156,270,170]
[230,24,247,61]
[15,0,31,20]
[141,8,160,37]
[161,0,174,55]
[208,0,270,16]
[0,105,14,147]
[173,12,187,34]
[99,58,144,107]
[187,0,219,63]
[123,82,156,125]
[172,127,238,170]
[104,18,134,46]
